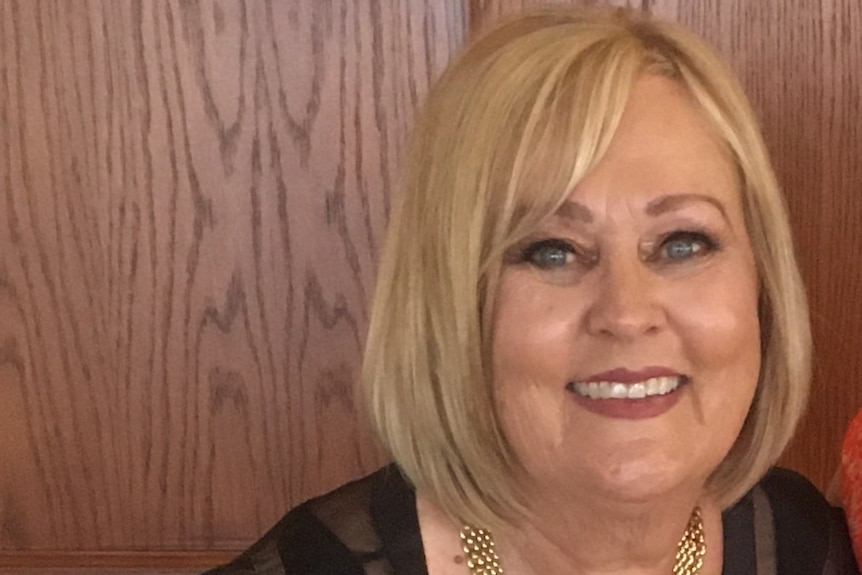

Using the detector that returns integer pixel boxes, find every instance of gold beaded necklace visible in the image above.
[459,506,705,575]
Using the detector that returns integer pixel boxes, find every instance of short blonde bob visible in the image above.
[362,6,810,529]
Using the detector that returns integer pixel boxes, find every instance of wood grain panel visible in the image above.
[470,0,862,492]
[0,0,465,556]
[469,0,642,32]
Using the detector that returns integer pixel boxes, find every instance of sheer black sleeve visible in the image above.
[202,465,427,575]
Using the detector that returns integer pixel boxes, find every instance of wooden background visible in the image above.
[0,0,858,572]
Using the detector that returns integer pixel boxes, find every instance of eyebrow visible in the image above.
[645,193,729,221]
[555,200,593,223]
[554,193,729,223]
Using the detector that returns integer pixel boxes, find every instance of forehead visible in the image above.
[567,75,741,216]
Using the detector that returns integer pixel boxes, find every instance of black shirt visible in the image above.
[205,465,859,575]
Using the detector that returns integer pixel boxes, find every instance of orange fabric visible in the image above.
[842,408,862,565]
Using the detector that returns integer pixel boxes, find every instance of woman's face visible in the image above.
[492,75,761,504]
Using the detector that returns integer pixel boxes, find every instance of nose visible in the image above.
[585,256,665,340]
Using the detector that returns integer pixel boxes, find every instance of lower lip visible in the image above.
[566,383,686,419]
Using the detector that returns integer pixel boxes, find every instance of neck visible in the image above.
[415,487,723,575]
[491,487,719,575]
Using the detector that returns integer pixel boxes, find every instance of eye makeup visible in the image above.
[648,229,722,263]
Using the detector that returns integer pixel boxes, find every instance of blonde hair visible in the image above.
[362,6,810,529]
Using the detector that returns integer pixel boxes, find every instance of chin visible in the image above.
[593,463,689,503]
[559,448,711,506]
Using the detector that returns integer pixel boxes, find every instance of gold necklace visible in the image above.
[459,506,705,575]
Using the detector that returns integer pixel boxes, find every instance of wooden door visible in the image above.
[0,1,464,571]
[1,1,858,572]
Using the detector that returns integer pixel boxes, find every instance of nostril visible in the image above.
[585,284,664,338]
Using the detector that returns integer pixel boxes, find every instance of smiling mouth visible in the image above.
[566,375,688,400]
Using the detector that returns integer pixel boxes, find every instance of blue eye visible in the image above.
[523,239,576,269]
[660,232,715,261]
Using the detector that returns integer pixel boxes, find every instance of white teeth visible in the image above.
[629,383,646,399]
[570,376,682,400]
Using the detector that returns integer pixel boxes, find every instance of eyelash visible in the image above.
[518,238,586,269]
[516,230,721,269]
[651,230,721,262]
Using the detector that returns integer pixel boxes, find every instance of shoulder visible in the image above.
[758,467,846,541]
[204,466,405,575]
[757,467,858,574]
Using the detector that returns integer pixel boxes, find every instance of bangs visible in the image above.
[480,39,678,273]
[474,31,687,417]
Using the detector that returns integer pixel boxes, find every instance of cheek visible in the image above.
[491,273,582,455]
[686,300,760,366]
[674,273,762,410]
[496,384,568,456]
[674,257,760,355]
[492,274,580,382]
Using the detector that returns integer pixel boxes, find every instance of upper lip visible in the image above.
[578,366,682,384]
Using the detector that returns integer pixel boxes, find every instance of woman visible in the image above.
[207,7,857,574]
